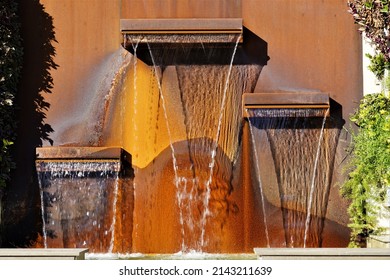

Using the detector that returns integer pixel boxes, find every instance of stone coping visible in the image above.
[0,248,89,260]
[254,248,390,260]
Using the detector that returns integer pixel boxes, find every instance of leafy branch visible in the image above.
[348,0,390,80]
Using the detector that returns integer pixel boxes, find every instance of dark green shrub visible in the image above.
[0,1,23,189]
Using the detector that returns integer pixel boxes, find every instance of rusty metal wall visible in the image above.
[121,0,242,18]
[5,0,360,251]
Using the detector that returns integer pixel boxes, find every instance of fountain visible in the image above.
[36,147,133,253]
[34,14,348,255]
[242,92,334,248]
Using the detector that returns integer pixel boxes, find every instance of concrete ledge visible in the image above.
[0,249,89,260]
[368,235,390,248]
[254,248,390,260]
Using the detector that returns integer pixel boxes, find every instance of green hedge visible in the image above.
[342,93,390,246]
[0,1,23,189]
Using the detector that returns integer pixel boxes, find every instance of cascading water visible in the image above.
[246,108,334,248]
[246,111,270,248]
[122,33,263,252]
[108,178,119,253]
[36,160,119,251]
[200,35,241,249]
[146,43,184,251]
[38,176,48,248]
[303,109,329,248]
[36,158,133,253]
[35,35,348,253]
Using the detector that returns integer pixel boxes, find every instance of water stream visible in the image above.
[246,108,330,247]
[246,109,270,248]
[200,34,242,249]
[147,43,184,251]
[36,29,346,253]
[140,34,261,252]
[303,110,328,247]
[108,176,119,253]
[36,160,122,252]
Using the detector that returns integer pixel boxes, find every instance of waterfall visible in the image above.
[36,160,122,252]
[108,176,119,253]
[247,109,270,247]
[304,110,328,247]
[246,108,331,247]
[140,33,261,252]
[200,35,242,249]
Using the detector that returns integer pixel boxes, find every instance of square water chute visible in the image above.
[120,18,243,43]
[120,18,269,66]
[242,92,330,118]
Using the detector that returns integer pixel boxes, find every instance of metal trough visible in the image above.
[243,92,330,118]
[119,18,254,66]
[120,18,243,43]
[36,146,132,176]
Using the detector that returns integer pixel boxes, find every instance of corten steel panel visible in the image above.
[121,0,242,19]
[242,1,361,247]
[18,0,359,252]
[243,0,362,121]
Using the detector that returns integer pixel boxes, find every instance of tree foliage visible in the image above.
[346,0,390,247]
[348,0,390,79]
[0,1,23,189]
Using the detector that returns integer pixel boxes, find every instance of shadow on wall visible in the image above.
[2,0,57,247]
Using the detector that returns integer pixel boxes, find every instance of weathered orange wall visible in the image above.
[40,0,122,145]
[244,0,362,120]
[34,0,361,252]
[121,0,241,18]
[41,0,362,146]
